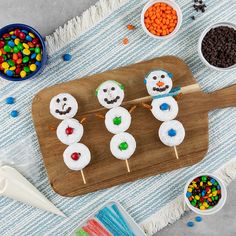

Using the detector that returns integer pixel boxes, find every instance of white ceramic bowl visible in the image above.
[184,173,227,215]
[141,0,182,39]
[198,22,236,71]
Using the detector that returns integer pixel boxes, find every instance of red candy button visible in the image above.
[65,127,73,135]
[71,152,80,161]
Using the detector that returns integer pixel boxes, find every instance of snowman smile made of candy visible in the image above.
[49,69,185,184]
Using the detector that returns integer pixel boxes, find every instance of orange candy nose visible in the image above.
[157,81,165,87]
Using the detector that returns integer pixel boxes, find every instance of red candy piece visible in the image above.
[15,68,21,74]
[200,197,204,203]
[14,29,21,36]
[3,33,10,38]
[19,32,26,39]
[32,38,39,45]
[0,40,5,48]
[71,152,80,161]
[0,56,4,63]
[65,127,73,135]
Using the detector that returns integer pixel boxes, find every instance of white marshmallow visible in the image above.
[144,70,173,97]
[96,80,125,109]
[105,106,131,134]
[158,120,185,147]
[50,93,78,120]
[110,132,136,160]
[151,96,179,121]
[57,118,84,145]
[63,143,91,171]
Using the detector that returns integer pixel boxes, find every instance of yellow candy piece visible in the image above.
[0,50,2,56]
[14,38,20,45]
[9,31,14,35]
[9,66,16,71]
[187,188,192,192]
[212,191,218,196]
[23,49,31,56]
[36,54,42,61]
[203,202,208,207]
[200,205,206,210]
[209,193,213,197]
[200,182,203,186]
[207,189,211,193]
[195,195,200,200]
[30,64,37,72]
[23,43,29,49]
[20,71,27,78]
[29,32,35,38]
[207,181,212,186]
[2,62,9,69]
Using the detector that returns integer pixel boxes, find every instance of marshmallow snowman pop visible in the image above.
[143,70,185,159]
[50,93,91,184]
[95,80,137,173]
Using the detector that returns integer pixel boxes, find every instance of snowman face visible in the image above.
[50,93,78,120]
[144,70,173,96]
[96,80,125,109]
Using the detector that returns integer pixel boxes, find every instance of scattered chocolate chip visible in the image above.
[191,16,195,20]
[201,26,236,68]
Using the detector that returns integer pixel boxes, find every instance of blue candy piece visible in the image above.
[195,216,202,222]
[210,178,216,184]
[31,53,36,59]
[8,40,15,48]
[11,35,17,39]
[217,185,221,190]
[168,128,176,137]
[6,70,14,77]
[10,110,19,118]
[5,97,14,104]
[25,35,32,41]
[186,191,192,198]
[160,103,169,111]
[187,221,194,227]
[63,53,72,61]
[22,30,28,34]
[202,190,206,196]
[35,61,41,67]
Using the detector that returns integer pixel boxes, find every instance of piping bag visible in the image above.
[0,165,65,217]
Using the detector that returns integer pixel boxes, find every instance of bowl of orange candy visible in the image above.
[141,0,182,39]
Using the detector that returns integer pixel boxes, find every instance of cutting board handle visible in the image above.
[206,84,236,111]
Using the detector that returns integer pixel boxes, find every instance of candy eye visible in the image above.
[111,87,115,91]
[63,97,67,101]
[56,98,60,103]
[161,74,165,78]
[103,89,107,92]
[153,76,157,80]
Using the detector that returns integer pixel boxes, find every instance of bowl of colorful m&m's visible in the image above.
[0,24,47,81]
[184,173,227,215]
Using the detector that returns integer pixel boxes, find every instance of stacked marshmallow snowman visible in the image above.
[144,70,185,158]
[96,80,136,172]
[50,93,91,183]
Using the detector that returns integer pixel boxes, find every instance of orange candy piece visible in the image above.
[144,2,178,36]
[122,37,129,45]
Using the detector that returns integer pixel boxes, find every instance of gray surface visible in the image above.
[0,1,235,235]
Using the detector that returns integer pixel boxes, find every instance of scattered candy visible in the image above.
[122,37,129,45]
[63,53,72,61]
[5,97,14,104]
[186,175,222,210]
[127,24,135,30]
[144,2,178,36]
[0,28,43,78]
[195,216,202,222]
[10,110,19,118]
[187,221,194,227]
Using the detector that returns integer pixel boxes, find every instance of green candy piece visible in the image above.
[211,196,214,201]
[24,66,30,73]
[214,182,218,186]
[113,116,122,125]
[201,176,207,182]
[29,48,35,51]
[191,200,196,206]
[198,202,202,207]
[22,56,29,63]
[75,229,89,236]
[13,46,19,53]
[3,55,7,60]
[4,45,11,52]
[208,206,213,209]
[215,196,218,201]
[35,47,41,54]
[119,142,128,151]
[212,187,216,192]
[17,43,23,50]
[8,60,15,67]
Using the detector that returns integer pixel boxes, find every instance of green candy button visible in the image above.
[119,142,128,151]
[113,116,122,125]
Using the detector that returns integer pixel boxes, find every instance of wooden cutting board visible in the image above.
[32,56,236,197]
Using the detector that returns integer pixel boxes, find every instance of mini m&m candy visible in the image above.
[186,175,222,211]
[0,28,43,79]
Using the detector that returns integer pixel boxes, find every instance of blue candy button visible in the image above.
[5,97,14,104]
[168,128,176,137]
[63,53,72,61]
[10,110,19,118]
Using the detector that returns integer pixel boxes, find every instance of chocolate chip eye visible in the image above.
[63,97,67,101]
[153,76,157,80]
[161,74,165,78]
[111,87,115,91]
[56,98,60,103]
[103,89,107,92]
[104,98,108,102]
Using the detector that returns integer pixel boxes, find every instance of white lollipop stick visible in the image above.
[0,166,65,217]
[173,146,179,160]
[80,169,86,184]
[125,160,130,173]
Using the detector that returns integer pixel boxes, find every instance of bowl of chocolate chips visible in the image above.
[198,22,236,71]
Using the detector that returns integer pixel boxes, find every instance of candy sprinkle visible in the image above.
[186,175,222,210]
[10,110,19,118]
[122,37,129,45]
[63,53,72,61]
[187,221,194,227]
[195,216,202,222]
[5,97,14,104]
